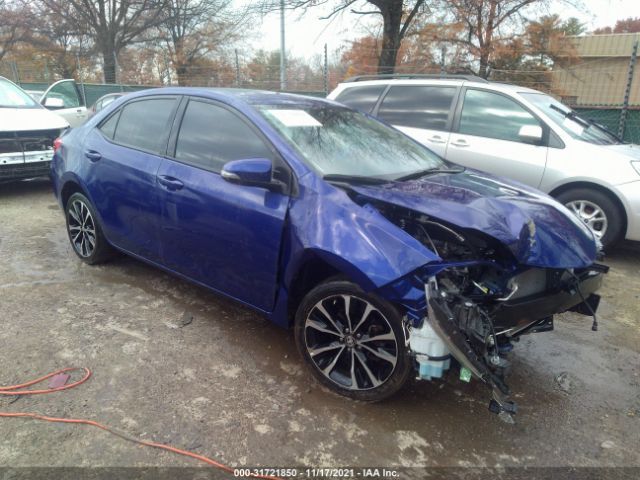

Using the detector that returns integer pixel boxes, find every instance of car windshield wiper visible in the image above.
[587,120,626,143]
[549,104,591,128]
[395,166,465,182]
[322,174,392,185]
[549,104,623,143]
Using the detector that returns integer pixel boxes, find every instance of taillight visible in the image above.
[53,137,63,153]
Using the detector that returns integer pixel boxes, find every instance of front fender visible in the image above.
[285,178,440,291]
[269,180,440,327]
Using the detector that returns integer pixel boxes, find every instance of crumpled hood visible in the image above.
[0,107,69,132]
[352,170,598,269]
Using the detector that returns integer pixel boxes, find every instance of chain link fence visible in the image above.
[1,33,638,143]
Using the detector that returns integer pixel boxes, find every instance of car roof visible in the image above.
[127,87,335,107]
[334,78,543,95]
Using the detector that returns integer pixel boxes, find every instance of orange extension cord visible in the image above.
[0,367,282,480]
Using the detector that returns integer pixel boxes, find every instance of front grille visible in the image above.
[0,129,60,158]
[0,160,51,180]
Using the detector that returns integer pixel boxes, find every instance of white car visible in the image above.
[328,75,640,247]
[38,79,89,127]
[0,76,69,182]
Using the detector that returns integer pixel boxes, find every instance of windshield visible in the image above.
[520,92,621,145]
[257,103,446,180]
[0,78,39,108]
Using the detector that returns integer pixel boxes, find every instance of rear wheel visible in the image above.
[555,188,624,248]
[65,192,113,264]
[294,280,411,402]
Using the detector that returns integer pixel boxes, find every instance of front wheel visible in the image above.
[294,280,412,402]
[555,188,624,248]
[65,192,113,264]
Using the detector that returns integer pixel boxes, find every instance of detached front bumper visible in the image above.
[424,264,607,417]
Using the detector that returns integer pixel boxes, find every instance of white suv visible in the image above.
[0,76,69,182]
[328,75,640,247]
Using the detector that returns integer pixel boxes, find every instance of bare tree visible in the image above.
[159,0,244,86]
[0,0,28,63]
[24,2,91,78]
[357,0,427,73]
[258,1,429,74]
[441,0,549,78]
[38,0,169,83]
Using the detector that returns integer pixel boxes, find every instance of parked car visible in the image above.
[328,75,640,248]
[88,92,127,119]
[38,79,88,127]
[0,76,68,182]
[51,88,606,416]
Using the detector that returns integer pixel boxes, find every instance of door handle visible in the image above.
[158,175,184,191]
[451,139,469,147]
[84,150,102,161]
[427,135,446,144]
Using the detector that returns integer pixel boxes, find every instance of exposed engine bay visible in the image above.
[370,200,608,420]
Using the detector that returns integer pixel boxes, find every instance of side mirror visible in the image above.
[221,158,279,190]
[518,125,543,143]
[44,97,65,109]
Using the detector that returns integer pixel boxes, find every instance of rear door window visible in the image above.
[334,85,386,113]
[174,100,273,172]
[377,86,457,131]
[99,111,120,139]
[113,97,177,153]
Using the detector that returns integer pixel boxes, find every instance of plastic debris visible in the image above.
[48,373,70,389]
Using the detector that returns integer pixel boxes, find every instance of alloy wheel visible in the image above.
[67,199,97,258]
[304,294,398,391]
[566,200,608,239]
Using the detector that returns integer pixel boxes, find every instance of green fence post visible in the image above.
[619,40,639,139]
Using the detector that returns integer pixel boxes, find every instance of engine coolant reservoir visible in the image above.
[410,321,451,380]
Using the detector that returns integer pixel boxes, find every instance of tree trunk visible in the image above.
[173,40,191,86]
[478,51,490,78]
[102,48,117,84]
[176,63,190,86]
[377,3,404,74]
[478,1,497,79]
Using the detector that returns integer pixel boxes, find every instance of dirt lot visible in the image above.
[1,179,639,478]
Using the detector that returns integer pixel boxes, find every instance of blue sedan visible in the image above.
[51,88,606,414]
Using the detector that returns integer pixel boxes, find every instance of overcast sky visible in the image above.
[252,0,640,58]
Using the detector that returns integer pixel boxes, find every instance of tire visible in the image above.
[65,192,113,264]
[294,280,412,402]
[555,187,624,248]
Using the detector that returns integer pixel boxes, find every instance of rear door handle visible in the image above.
[158,175,184,191]
[84,150,102,161]
[451,139,469,147]
[427,135,447,144]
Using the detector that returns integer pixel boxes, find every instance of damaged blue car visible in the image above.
[51,89,607,416]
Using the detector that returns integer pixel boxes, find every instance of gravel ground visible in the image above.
[0,179,639,479]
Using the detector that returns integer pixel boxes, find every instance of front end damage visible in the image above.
[372,199,608,419]
[0,128,62,182]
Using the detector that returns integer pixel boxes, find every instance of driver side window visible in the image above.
[174,100,273,173]
[459,89,542,144]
